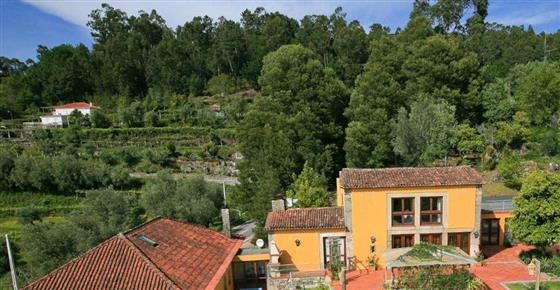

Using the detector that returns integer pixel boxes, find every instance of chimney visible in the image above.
[221,208,231,237]
[271,199,285,212]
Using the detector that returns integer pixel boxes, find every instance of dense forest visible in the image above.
[1,0,560,285]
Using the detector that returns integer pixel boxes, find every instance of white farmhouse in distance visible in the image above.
[40,102,100,126]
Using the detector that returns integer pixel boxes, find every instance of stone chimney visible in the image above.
[221,208,231,237]
[271,199,285,212]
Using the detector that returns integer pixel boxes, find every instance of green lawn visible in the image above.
[0,216,66,238]
[481,171,519,196]
[507,281,560,290]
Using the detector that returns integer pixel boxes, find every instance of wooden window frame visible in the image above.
[392,234,415,249]
[448,232,470,254]
[243,261,267,280]
[420,233,442,245]
[481,218,500,246]
[392,197,415,226]
[420,196,443,225]
[323,237,347,268]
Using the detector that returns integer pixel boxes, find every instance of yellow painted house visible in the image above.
[265,166,499,272]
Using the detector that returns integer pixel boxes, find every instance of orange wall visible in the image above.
[481,211,513,247]
[272,228,345,271]
[350,185,478,266]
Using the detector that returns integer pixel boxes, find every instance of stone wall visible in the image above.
[267,275,327,290]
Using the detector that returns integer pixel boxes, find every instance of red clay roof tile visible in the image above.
[23,217,242,290]
[265,207,345,231]
[53,102,100,110]
[339,166,483,189]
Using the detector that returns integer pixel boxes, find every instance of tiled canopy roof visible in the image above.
[23,217,242,290]
[265,207,345,231]
[54,102,99,109]
[340,166,483,189]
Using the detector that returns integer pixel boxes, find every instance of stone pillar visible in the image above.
[271,199,285,212]
[221,208,231,237]
[471,185,483,256]
[344,189,354,267]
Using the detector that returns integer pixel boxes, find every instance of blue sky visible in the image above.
[1,0,559,61]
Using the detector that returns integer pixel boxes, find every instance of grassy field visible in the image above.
[0,192,80,239]
[0,216,66,237]
[506,281,560,290]
[481,171,519,196]
[0,193,83,218]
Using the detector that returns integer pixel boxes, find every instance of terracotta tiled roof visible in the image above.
[125,217,242,290]
[23,234,179,290]
[54,102,100,109]
[265,207,345,231]
[23,217,242,290]
[339,166,483,189]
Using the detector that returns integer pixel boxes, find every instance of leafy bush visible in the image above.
[497,153,523,189]
[7,153,140,194]
[0,150,15,191]
[90,110,111,128]
[520,250,560,276]
[19,189,144,278]
[0,239,8,275]
[140,173,222,226]
[206,74,236,96]
[510,172,560,248]
[395,266,486,290]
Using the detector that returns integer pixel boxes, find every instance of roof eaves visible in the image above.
[340,182,483,189]
[204,238,243,290]
[22,235,122,290]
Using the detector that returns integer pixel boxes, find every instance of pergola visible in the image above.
[382,245,477,287]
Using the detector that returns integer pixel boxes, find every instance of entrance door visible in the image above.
[323,237,346,269]
[481,219,500,245]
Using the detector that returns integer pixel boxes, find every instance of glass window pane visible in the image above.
[421,198,430,211]
[403,214,414,224]
[403,198,413,211]
[257,262,266,277]
[421,214,430,223]
[392,199,402,211]
[245,263,256,278]
[405,235,414,247]
[435,198,442,210]
[392,236,401,248]
[432,214,441,223]
[392,215,402,225]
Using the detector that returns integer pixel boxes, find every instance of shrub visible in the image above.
[520,250,560,276]
[206,74,236,96]
[90,110,111,128]
[395,266,486,290]
[0,150,15,191]
[17,206,46,225]
[497,153,523,189]
[140,174,222,226]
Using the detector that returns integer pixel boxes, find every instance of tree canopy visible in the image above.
[509,172,560,248]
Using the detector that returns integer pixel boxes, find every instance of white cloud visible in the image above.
[21,0,413,30]
[490,10,559,27]
[487,1,559,27]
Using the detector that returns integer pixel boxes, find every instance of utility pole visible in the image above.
[544,34,559,62]
[5,234,18,290]
[544,34,547,62]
